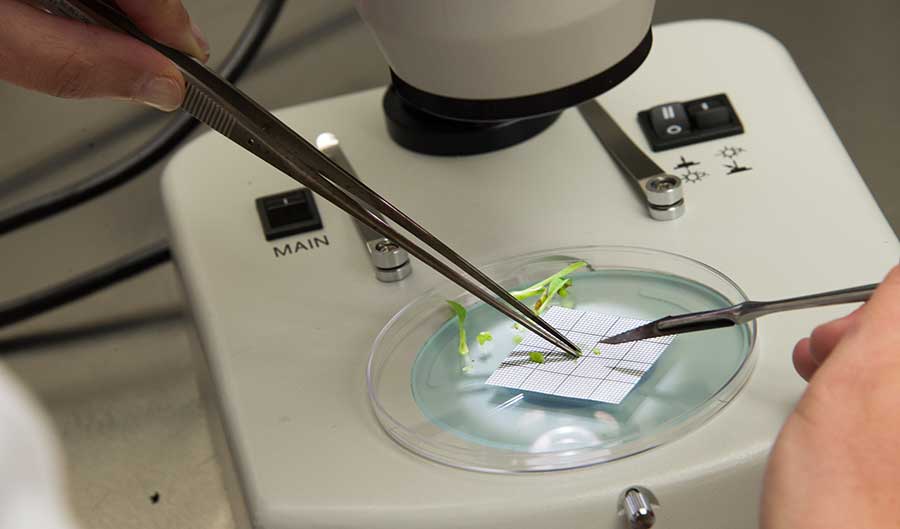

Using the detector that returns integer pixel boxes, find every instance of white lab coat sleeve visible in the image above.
[0,363,80,529]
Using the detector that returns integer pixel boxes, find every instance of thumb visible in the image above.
[812,265,900,386]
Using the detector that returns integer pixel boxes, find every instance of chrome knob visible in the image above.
[367,238,412,282]
[618,487,659,529]
[644,175,685,221]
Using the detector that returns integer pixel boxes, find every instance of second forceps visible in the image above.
[601,283,877,344]
[39,0,583,357]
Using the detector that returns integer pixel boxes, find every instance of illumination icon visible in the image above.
[680,169,708,183]
[717,146,745,159]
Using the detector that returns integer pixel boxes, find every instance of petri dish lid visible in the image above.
[368,246,757,473]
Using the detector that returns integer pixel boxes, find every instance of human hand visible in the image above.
[762,265,900,528]
[0,0,209,111]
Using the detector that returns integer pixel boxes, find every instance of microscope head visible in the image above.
[356,0,655,125]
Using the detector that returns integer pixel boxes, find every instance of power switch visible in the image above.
[256,188,323,241]
[687,100,731,129]
[649,103,691,139]
[638,93,743,151]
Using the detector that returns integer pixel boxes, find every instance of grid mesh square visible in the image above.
[485,307,675,404]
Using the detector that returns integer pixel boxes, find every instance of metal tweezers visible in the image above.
[38,0,582,357]
[601,283,877,344]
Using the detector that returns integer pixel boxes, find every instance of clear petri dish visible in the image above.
[368,246,757,473]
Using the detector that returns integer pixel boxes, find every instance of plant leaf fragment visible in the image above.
[447,300,469,355]
[528,352,545,364]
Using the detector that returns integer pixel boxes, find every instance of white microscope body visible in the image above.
[161,4,899,528]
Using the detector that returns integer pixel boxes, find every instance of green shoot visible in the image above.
[445,261,587,362]
[447,301,469,356]
[510,284,545,301]
[592,347,603,355]
[533,277,573,315]
[509,261,587,301]
[528,352,546,364]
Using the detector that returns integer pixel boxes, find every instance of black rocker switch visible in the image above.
[256,188,323,241]
[639,93,743,151]
[687,99,731,129]
[648,102,691,139]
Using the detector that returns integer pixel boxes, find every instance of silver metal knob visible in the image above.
[370,240,408,269]
[368,238,413,282]
[618,487,659,529]
[643,175,685,221]
[643,175,683,207]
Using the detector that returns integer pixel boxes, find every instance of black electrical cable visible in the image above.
[0,1,286,331]
[0,240,170,330]
[0,0,286,236]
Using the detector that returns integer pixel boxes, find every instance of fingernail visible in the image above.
[191,22,210,61]
[138,77,183,111]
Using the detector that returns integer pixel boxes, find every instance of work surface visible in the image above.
[1,1,898,528]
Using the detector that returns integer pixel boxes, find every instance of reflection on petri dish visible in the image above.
[368,247,757,473]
